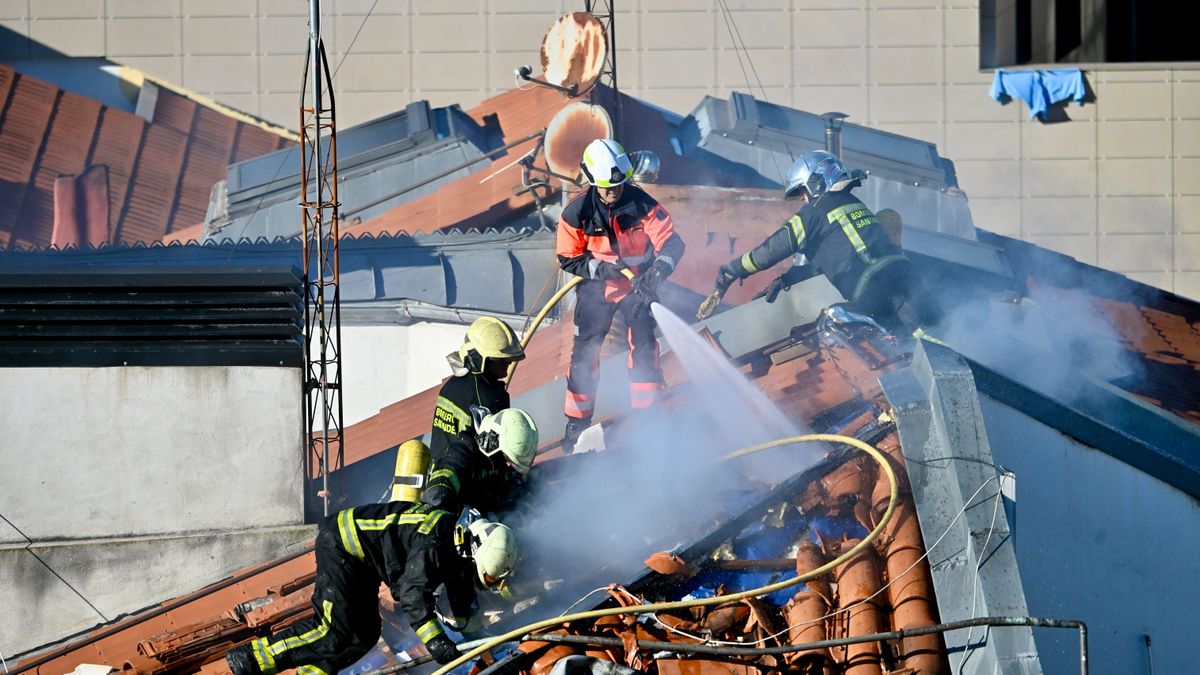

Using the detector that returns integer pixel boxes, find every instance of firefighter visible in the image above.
[225,504,517,675]
[710,150,939,333]
[557,138,685,453]
[431,316,525,455]
[423,407,539,517]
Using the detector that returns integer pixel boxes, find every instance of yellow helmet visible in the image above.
[459,317,524,374]
[477,408,538,474]
[466,519,518,589]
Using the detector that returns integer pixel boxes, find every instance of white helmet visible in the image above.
[580,138,633,188]
[477,408,539,474]
[784,150,849,200]
[467,519,518,588]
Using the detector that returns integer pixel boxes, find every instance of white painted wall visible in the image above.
[0,365,306,657]
[340,322,475,426]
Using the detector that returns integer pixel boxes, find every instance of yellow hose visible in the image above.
[433,433,899,675]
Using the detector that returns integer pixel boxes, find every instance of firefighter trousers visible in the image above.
[235,529,382,675]
[852,258,942,334]
[565,279,659,419]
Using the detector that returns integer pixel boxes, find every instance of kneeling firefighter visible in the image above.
[557,138,685,452]
[422,407,539,517]
[706,150,940,333]
[225,504,517,675]
[391,316,525,505]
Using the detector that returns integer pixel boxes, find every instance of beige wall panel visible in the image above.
[1174,82,1200,119]
[213,93,259,116]
[1098,120,1171,159]
[793,10,867,48]
[967,197,1022,236]
[1098,197,1173,235]
[1022,196,1095,235]
[872,122,943,145]
[119,55,183,83]
[640,11,714,51]
[1098,158,1171,197]
[0,1,28,19]
[716,10,791,48]
[412,52,487,91]
[1021,118,1095,160]
[337,14,411,53]
[108,0,178,19]
[944,46,989,85]
[30,19,105,56]
[1173,272,1200,301]
[411,14,481,53]
[1123,271,1173,288]
[792,85,869,121]
[183,17,257,56]
[791,47,865,87]
[1175,159,1200,194]
[869,47,942,85]
[945,85,1022,122]
[30,0,104,19]
[489,13,558,53]
[107,18,181,56]
[1094,69,1168,83]
[723,0,790,9]
[944,122,1018,160]
[1174,234,1200,270]
[642,50,716,89]
[868,0,942,8]
[1176,196,1200,233]
[181,0,248,17]
[867,8,942,47]
[955,159,1021,198]
[1095,81,1172,120]
[261,92,299,128]
[335,53,410,92]
[614,50,640,90]
[333,0,411,15]
[412,0,483,13]
[1022,159,1095,197]
[870,84,943,123]
[718,48,792,88]
[260,53,307,93]
[641,88,712,118]
[260,16,309,54]
[491,0,567,12]
[944,8,978,46]
[417,89,484,111]
[260,0,309,16]
[339,91,412,127]
[185,55,259,93]
[794,0,867,8]
[1098,234,1172,271]
[1172,121,1200,157]
[1028,234,1097,265]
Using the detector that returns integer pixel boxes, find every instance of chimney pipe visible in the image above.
[821,112,849,159]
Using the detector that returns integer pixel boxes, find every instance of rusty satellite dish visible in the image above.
[540,12,607,97]
[544,102,613,182]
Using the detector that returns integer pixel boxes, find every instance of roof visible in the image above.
[0,63,292,250]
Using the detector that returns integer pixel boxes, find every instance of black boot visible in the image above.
[227,645,260,675]
[563,416,591,454]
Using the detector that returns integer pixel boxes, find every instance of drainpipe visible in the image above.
[821,112,849,159]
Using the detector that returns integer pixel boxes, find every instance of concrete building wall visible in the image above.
[340,321,471,426]
[0,366,308,656]
[2,1,1198,296]
[977,395,1200,675]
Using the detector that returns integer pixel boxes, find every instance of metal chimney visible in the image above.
[821,112,849,158]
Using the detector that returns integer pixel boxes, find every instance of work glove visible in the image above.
[751,265,815,303]
[595,261,629,282]
[425,633,460,665]
[633,259,672,296]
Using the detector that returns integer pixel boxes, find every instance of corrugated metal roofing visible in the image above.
[0,64,292,250]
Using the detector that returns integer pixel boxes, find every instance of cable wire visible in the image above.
[959,476,1006,673]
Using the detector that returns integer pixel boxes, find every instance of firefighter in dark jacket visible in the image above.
[431,316,524,456]
[423,407,539,516]
[225,503,518,675]
[710,150,940,333]
[556,138,685,452]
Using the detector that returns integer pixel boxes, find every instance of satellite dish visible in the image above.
[545,102,613,181]
[540,12,607,97]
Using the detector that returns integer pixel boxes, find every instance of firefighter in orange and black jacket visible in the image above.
[556,139,685,453]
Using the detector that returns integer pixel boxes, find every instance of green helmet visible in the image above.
[467,518,518,588]
[477,408,538,474]
[459,316,524,374]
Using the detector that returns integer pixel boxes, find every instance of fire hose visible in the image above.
[431,433,900,675]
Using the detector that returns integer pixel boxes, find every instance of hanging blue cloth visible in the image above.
[989,68,1087,120]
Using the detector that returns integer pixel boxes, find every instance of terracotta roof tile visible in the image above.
[0,64,293,249]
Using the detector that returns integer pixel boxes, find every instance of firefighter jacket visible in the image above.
[556,185,685,303]
[430,372,510,456]
[327,501,475,646]
[728,188,907,302]
[423,434,523,516]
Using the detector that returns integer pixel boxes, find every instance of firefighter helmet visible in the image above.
[784,150,849,200]
[477,408,538,474]
[467,519,518,588]
[459,317,524,374]
[580,138,633,188]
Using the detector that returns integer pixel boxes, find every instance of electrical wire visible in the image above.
[332,0,381,79]
[959,476,1006,674]
[0,511,109,624]
[430,433,900,675]
[557,587,617,617]
[648,474,1004,647]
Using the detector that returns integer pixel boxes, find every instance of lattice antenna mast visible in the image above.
[584,0,621,138]
[300,0,344,517]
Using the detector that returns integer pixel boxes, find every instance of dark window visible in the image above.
[981,0,1200,68]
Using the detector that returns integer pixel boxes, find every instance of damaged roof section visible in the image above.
[0,64,292,250]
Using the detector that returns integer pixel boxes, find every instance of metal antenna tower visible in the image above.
[584,0,622,139]
[301,0,344,517]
